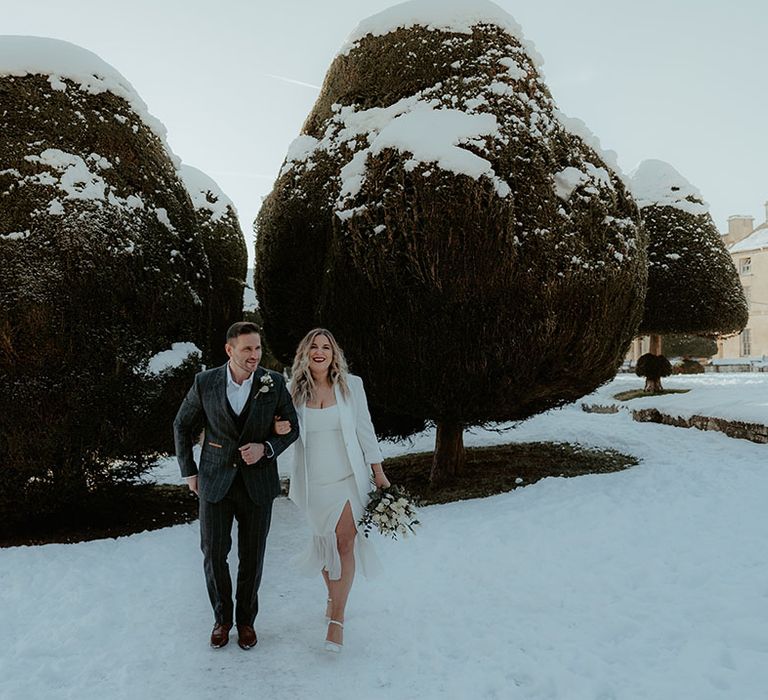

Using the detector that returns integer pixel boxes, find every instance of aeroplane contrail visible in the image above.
[264,73,321,90]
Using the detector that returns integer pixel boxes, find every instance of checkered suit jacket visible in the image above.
[173,364,299,503]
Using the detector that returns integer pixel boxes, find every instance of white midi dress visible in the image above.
[294,405,380,580]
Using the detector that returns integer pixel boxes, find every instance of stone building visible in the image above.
[717,206,768,364]
[626,203,768,368]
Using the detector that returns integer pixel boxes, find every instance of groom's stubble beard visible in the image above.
[229,356,258,377]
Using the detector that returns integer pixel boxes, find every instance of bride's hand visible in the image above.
[273,416,291,435]
[373,470,390,489]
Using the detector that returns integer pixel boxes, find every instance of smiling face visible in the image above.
[226,332,262,379]
[308,333,333,376]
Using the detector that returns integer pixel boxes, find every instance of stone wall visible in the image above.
[582,403,768,444]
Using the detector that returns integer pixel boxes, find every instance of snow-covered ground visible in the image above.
[587,372,768,425]
[2,374,767,700]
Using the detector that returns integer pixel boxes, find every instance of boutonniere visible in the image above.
[256,373,274,396]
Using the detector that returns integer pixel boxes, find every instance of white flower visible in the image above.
[256,373,274,396]
[358,485,420,540]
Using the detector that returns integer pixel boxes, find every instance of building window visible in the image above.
[739,257,752,275]
[740,328,752,357]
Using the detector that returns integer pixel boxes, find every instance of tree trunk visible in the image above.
[644,377,663,393]
[429,420,465,488]
[645,335,665,392]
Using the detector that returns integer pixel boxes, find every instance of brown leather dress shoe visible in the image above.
[237,624,257,650]
[210,622,232,648]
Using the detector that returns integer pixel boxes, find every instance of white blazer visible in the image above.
[288,374,383,512]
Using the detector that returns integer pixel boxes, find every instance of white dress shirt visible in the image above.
[226,363,253,415]
[226,363,274,459]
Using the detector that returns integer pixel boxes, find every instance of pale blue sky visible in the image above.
[4,0,766,261]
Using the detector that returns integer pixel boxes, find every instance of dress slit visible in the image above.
[293,406,380,580]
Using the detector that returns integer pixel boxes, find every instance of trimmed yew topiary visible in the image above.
[629,159,747,391]
[0,38,209,523]
[630,160,748,337]
[255,1,647,484]
[635,353,672,393]
[181,165,247,367]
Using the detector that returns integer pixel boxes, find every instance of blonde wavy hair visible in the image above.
[290,328,350,406]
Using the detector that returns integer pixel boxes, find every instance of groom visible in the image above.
[174,321,298,649]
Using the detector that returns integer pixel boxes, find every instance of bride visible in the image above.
[276,328,389,652]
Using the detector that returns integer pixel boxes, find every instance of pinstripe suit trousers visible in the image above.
[199,470,273,626]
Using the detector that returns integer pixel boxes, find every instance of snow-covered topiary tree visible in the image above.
[255,0,647,485]
[180,165,247,366]
[0,37,210,520]
[629,159,747,391]
[634,353,672,393]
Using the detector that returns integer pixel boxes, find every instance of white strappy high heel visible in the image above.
[324,620,343,653]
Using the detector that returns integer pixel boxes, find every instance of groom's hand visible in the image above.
[186,476,199,495]
[239,442,265,465]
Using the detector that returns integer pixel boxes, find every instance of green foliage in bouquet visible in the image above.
[359,485,421,540]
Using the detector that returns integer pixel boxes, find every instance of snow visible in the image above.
[47,199,64,215]
[339,0,542,69]
[498,56,526,80]
[24,149,109,202]
[585,372,768,426]
[337,105,511,205]
[553,162,613,201]
[279,135,320,177]
[552,109,623,180]
[0,35,175,163]
[629,159,709,215]
[284,94,516,220]
[143,342,201,376]
[729,226,768,253]
[5,375,766,699]
[154,207,175,232]
[0,230,30,240]
[241,267,257,311]
[179,164,237,221]
[553,166,586,200]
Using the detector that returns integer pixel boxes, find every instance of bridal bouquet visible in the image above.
[359,485,420,540]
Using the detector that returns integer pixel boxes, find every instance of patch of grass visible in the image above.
[613,388,691,401]
[3,442,639,546]
[0,484,198,548]
[385,442,638,505]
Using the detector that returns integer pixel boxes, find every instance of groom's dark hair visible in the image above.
[226,321,261,342]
